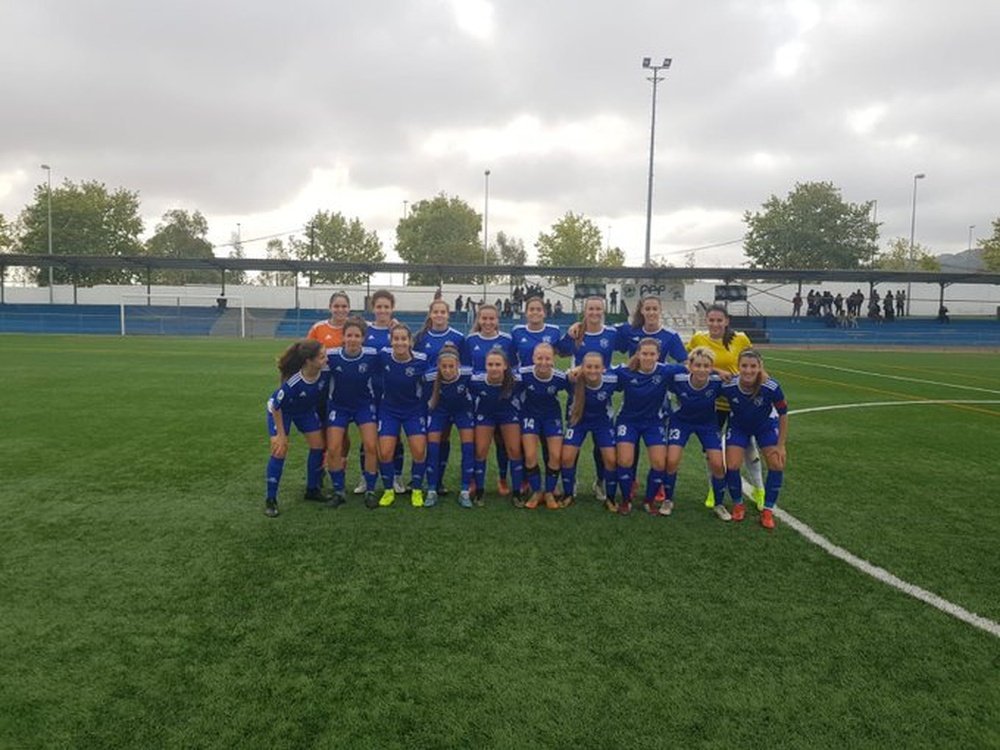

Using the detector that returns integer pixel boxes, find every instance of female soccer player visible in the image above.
[612,338,686,515]
[687,305,764,508]
[563,352,619,511]
[518,342,569,510]
[264,339,329,517]
[614,295,688,364]
[325,318,380,509]
[511,295,561,367]
[376,325,430,508]
[308,291,351,349]
[470,349,525,507]
[423,345,476,508]
[464,303,516,495]
[720,350,789,529]
[415,299,465,494]
[663,347,729,520]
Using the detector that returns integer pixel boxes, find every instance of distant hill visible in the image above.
[935,248,984,272]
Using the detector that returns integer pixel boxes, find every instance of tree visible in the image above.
[743,182,878,270]
[395,194,482,285]
[18,179,144,285]
[536,212,604,283]
[598,245,626,268]
[255,238,296,286]
[227,229,248,286]
[143,209,218,284]
[292,210,384,285]
[495,230,527,284]
[980,217,1000,272]
[875,237,941,272]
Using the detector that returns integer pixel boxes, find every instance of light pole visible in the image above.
[483,169,491,302]
[870,199,878,267]
[40,164,53,303]
[968,224,975,252]
[906,172,925,316]
[642,56,672,267]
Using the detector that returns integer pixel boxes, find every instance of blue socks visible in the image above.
[664,471,678,500]
[266,456,285,500]
[410,461,426,491]
[645,469,665,501]
[425,441,441,492]
[380,461,395,491]
[437,440,451,490]
[604,472,618,503]
[363,470,378,492]
[460,442,475,492]
[307,449,324,490]
[545,468,559,494]
[726,469,743,505]
[509,458,524,493]
[561,465,577,498]
[765,470,783,508]
[495,440,508,482]
[328,468,345,492]
[618,467,634,502]
[474,459,487,497]
[527,465,542,493]
[711,475,727,506]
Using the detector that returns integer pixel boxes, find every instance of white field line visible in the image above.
[758,399,1000,639]
[769,357,1000,396]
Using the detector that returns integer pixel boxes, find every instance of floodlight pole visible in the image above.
[968,224,975,252]
[642,56,671,267]
[483,169,491,302]
[41,164,53,303]
[907,172,925,316]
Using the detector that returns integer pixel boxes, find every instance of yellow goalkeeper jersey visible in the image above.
[686,330,753,411]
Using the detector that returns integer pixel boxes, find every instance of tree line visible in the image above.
[2,179,998,287]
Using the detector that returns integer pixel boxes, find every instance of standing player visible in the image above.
[470,350,525,507]
[612,338,686,515]
[423,345,476,508]
[562,352,619,511]
[614,295,688,364]
[720,350,789,530]
[687,305,764,508]
[324,318,380,509]
[511,295,562,367]
[308,291,351,349]
[263,340,329,517]
[376,325,431,508]
[518,342,569,510]
[663,347,729,520]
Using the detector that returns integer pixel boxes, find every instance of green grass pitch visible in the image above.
[1,335,998,749]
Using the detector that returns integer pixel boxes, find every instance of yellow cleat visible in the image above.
[378,489,395,507]
[704,489,715,508]
[410,489,424,507]
[752,487,766,511]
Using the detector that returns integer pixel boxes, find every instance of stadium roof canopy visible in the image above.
[2,253,999,286]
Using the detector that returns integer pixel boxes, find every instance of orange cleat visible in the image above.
[617,500,633,516]
[732,503,746,522]
[544,493,561,510]
[654,484,666,502]
[760,508,775,530]
[497,478,511,496]
[524,491,543,510]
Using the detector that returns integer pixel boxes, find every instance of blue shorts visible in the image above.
[615,418,666,447]
[326,403,377,429]
[727,418,779,449]
[475,404,520,428]
[379,409,427,438]
[427,409,475,433]
[268,410,323,436]
[521,414,563,438]
[667,417,722,451]
[564,418,615,449]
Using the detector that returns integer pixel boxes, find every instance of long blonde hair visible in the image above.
[569,351,604,426]
[627,337,661,371]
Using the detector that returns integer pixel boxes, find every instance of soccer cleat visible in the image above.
[731,503,746,522]
[524,491,543,510]
[752,487,766,512]
[410,489,424,508]
[378,489,396,507]
[760,508,776,530]
[303,487,326,502]
[458,491,473,509]
[473,495,485,508]
[512,492,526,509]
[393,476,408,494]
[264,500,279,517]
[364,491,379,509]
[654,485,666,502]
[544,493,560,510]
[560,495,576,509]
[658,500,674,517]
[436,485,450,497]
[704,489,715,509]
[423,490,438,508]
[603,498,618,513]
[593,480,607,502]
[325,491,346,509]
[617,500,632,516]
[643,500,659,516]
[713,504,732,522]
[497,478,511,496]
[353,477,367,495]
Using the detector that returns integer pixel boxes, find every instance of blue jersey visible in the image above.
[517,366,570,420]
[378,349,431,415]
[326,346,379,408]
[613,362,686,423]
[558,325,617,367]
[424,367,475,415]
[364,323,392,351]
[566,373,619,425]
[470,372,522,416]
[267,370,328,417]
[415,327,466,367]
[668,372,725,425]
[615,323,688,364]
[464,331,516,372]
[721,378,788,431]
[511,323,561,367]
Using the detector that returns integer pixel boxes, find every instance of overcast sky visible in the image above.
[2,0,998,267]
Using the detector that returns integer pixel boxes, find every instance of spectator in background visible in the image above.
[609,288,619,314]
[495,298,503,311]
[455,295,463,314]
[503,298,512,318]
[544,299,553,317]
[896,290,906,317]
[834,293,844,315]
[937,304,950,323]
[434,287,443,301]
[791,292,802,318]
[554,300,564,316]
[884,291,895,321]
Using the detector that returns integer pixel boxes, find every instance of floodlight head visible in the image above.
[662,58,672,68]
[642,57,651,68]
[40,164,50,170]
[914,173,926,179]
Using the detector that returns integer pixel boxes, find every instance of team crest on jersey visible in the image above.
[406,367,415,377]
[359,364,367,373]
[599,338,609,349]
[652,375,661,384]
[597,392,607,401]
[547,386,555,394]
[754,397,763,406]
[542,336,552,343]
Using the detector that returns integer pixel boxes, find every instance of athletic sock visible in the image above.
[604,473,618,503]
[474,459,487,496]
[266,456,285,500]
[645,469,665,501]
[509,458,524,493]
[410,461,426,491]
[307,449,325,490]
[711,475,727,506]
[425,441,441,494]
[561,465,577,498]
[594,444,606,483]
[527,465,542,493]
[379,461,395,491]
[437,440,451,490]
[495,440,509,481]
[544,467,559,494]
[460,441,475,492]
[664,471,678,500]
[393,439,405,475]
[363,470,378,492]
[329,468,345,492]
[726,469,743,504]
[764,470,783,509]
[617,467,634,502]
